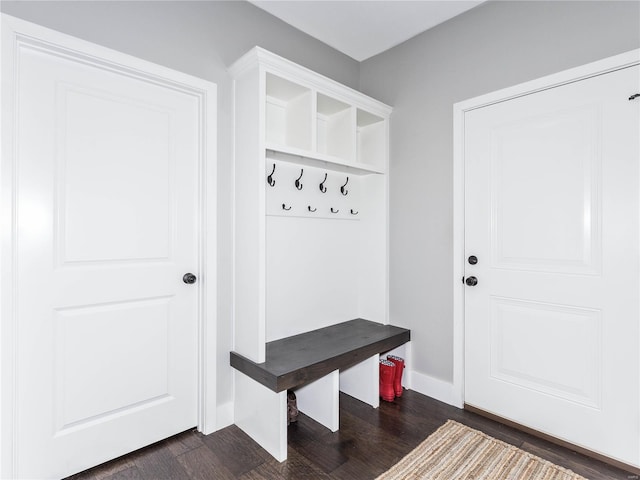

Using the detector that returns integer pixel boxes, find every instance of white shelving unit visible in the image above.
[230,47,392,461]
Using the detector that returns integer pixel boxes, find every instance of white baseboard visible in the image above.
[200,400,234,435]
[407,370,463,408]
[215,401,234,430]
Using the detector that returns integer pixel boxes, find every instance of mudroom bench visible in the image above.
[230,319,410,461]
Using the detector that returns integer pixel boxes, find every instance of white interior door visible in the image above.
[3,18,208,479]
[464,65,640,465]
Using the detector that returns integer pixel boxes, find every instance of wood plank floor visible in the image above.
[68,390,635,480]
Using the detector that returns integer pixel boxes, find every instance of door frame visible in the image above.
[452,48,640,409]
[0,14,218,478]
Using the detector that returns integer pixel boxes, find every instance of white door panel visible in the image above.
[8,24,203,479]
[465,65,639,465]
[488,104,601,274]
[61,88,173,263]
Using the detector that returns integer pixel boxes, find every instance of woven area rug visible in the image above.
[376,420,587,480]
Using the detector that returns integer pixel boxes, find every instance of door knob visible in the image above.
[465,276,478,286]
[183,273,197,284]
[468,255,478,265]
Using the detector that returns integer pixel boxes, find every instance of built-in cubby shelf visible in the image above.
[357,109,386,170]
[316,93,354,161]
[265,73,312,150]
[230,46,393,463]
[256,54,389,176]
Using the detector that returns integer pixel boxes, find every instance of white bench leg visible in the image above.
[295,370,340,432]
[339,354,380,408]
[234,371,288,462]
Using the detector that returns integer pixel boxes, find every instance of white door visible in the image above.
[3,17,209,479]
[464,65,640,465]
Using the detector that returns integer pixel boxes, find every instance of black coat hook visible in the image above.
[340,177,349,196]
[267,164,276,187]
[331,208,339,214]
[350,209,358,215]
[282,203,292,211]
[295,169,304,190]
[319,173,327,193]
[308,206,317,212]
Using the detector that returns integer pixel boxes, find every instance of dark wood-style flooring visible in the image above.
[68,390,635,480]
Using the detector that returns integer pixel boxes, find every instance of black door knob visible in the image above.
[465,276,478,286]
[183,273,197,284]
[468,255,478,265]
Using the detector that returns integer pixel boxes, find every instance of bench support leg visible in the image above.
[339,354,380,408]
[295,370,340,432]
[234,371,288,462]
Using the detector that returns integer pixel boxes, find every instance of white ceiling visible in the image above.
[250,1,486,62]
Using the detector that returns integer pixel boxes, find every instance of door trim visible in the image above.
[452,48,640,409]
[0,14,217,478]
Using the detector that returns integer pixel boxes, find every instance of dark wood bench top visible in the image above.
[230,318,410,392]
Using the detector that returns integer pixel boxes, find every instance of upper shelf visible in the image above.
[265,143,385,176]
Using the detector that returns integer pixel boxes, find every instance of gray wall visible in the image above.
[359,0,640,383]
[0,0,359,415]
